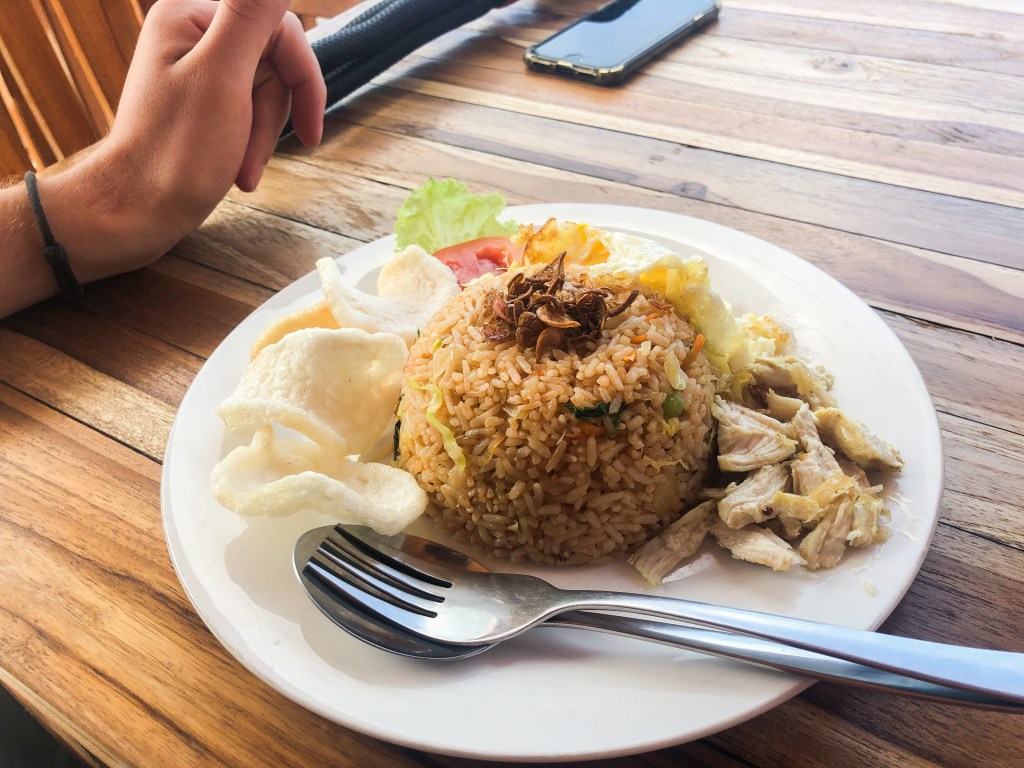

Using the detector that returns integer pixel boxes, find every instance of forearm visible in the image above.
[0,176,57,317]
[0,144,177,319]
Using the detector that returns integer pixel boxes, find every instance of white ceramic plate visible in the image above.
[162,205,943,761]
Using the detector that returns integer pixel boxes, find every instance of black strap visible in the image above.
[281,0,511,139]
[24,171,84,303]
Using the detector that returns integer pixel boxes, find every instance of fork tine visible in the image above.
[320,533,443,602]
[332,525,457,586]
[307,544,441,617]
[314,529,446,609]
[305,555,442,633]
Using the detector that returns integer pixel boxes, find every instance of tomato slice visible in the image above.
[433,237,520,286]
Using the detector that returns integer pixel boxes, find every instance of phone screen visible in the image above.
[529,0,718,71]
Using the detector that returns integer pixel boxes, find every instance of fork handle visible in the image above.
[545,611,1022,711]
[559,591,1024,703]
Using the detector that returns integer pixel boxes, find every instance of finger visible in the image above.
[263,11,326,146]
[235,72,291,191]
[147,0,219,60]
[200,0,291,77]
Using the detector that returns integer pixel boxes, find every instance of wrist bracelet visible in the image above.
[25,171,84,303]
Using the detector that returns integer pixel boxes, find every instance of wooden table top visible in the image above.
[2,1,1023,765]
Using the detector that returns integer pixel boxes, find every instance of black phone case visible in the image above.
[524,1,719,86]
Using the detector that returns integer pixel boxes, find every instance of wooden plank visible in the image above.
[432,740,754,767]
[476,3,1024,148]
[288,0,365,18]
[75,263,256,360]
[225,154,404,243]
[928,0,1024,14]
[150,253,274,309]
[0,302,202,408]
[0,384,434,768]
[938,413,1024,550]
[0,328,174,459]
[653,41,1024,122]
[725,0,1024,41]
[886,314,1024,437]
[906,525,1024,648]
[711,694,941,767]
[937,0,1024,12]
[484,15,1024,118]
[178,199,366,292]
[369,41,1024,207]
[0,40,56,171]
[710,7,1024,76]
[886,543,1023,675]
[270,129,1024,343]
[387,66,1024,210]
[337,89,1024,269]
[434,21,1024,155]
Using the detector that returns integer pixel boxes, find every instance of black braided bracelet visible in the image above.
[24,171,84,303]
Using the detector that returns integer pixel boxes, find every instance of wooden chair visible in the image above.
[0,0,144,178]
[291,0,367,29]
[0,0,367,179]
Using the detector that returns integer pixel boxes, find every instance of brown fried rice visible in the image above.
[398,266,714,565]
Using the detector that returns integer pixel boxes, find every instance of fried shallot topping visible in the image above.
[482,254,639,357]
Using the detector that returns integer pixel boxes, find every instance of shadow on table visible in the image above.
[0,684,90,768]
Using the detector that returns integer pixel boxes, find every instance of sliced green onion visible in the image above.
[564,401,625,433]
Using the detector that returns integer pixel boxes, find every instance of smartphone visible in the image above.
[524,0,720,85]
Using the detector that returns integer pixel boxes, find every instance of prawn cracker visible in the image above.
[317,246,459,346]
[218,327,407,456]
[211,427,426,535]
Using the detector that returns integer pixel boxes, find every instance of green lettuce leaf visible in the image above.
[394,178,517,253]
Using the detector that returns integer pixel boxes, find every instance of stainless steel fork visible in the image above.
[302,524,1024,705]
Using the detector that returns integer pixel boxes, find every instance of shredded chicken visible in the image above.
[798,499,854,569]
[769,490,822,523]
[629,318,903,582]
[848,491,891,548]
[768,490,823,540]
[628,500,716,585]
[791,405,843,479]
[712,396,797,472]
[716,463,789,528]
[747,356,837,409]
[808,473,858,509]
[789,452,828,496]
[710,517,805,571]
[763,389,804,422]
[814,407,905,472]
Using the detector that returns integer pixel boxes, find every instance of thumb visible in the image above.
[200,0,292,75]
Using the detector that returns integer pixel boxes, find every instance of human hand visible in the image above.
[109,0,326,236]
[39,0,326,285]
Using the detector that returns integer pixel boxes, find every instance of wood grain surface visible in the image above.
[2,1,1022,766]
